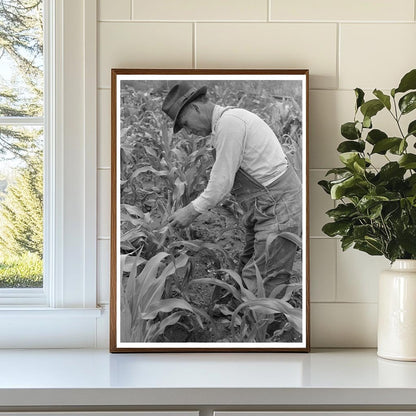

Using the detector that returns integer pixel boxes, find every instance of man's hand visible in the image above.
[168,203,200,228]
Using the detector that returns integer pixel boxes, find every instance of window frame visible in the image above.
[0,0,100,348]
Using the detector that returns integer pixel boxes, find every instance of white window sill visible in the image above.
[0,307,104,348]
[0,307,102,316]
[0,349,415,410]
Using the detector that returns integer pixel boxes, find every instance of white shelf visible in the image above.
[0,348,415,409]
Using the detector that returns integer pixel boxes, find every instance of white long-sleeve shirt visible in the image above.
[191,105,288,213]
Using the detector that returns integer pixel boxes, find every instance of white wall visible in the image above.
[95,0,416,348]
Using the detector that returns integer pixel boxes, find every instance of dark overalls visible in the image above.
[231,165,302,296]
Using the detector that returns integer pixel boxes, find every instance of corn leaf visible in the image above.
[254,263,265,298]
[142,299,203,328]
[137,252,170,304]
[144,311,184,342]
[232,299,302,334]
[220,268,255,300]
[120,291,132,342]
[190,277,242,301]
[141,254,190,311]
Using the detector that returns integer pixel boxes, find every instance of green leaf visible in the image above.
[395,69,416,94]
[360,99,384,119]
[353,159,366,174]
[399,91,416,115]
[354,241,383,256]
[339,152,360,167]
[398,227,416,255]
[341,235,355,251]
[366,129,388,145]
[326,203,357,220]
[337,140,365,153]
[325,167,352,176]
[399,154,416,169]
[369,203,383,220]
[341,122,361,140]
[390,139,408,155]
[407,120,416,137]
[330,176,357,199]
[355,88,365,110]
[318,180,331,195]
[353,224,374,240]
[386,240,403,263]
[373,89,391,110]
[322,221,351,237]
[363,116,372,129]
[357,195,389,211]
[377,162,406,182]
[330,174,369,199]
[371,137,403,154]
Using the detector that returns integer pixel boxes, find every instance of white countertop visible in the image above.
[0,348,416,408]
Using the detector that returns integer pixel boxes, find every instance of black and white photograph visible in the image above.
[110,69,309,352]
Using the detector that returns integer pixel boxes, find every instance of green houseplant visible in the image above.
[319,68,416,361]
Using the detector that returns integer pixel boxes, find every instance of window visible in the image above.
[0,0,100,348]
[0,0,44,293]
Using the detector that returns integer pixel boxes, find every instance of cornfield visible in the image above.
[119,79,303,343]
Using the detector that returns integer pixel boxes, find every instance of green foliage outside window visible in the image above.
[0,0,44,288]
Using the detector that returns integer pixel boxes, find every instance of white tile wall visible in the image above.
[96,0,416,348]
[132,0,268,21]
[311,303,378,347]
[309,90,354,169]
[270,0,415,22]
[336,246,390,303]
[310,239,336,302]
[196,23,338,90]
[99,0,131,21]
[98,22,193,89]
[339,24,416,90]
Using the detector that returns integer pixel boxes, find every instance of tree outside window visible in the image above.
[0,0,44,288]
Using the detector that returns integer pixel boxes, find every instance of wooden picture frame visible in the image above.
[110,69,310,352]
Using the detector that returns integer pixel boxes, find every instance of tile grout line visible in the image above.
[336,22,340,90]
[97,19,415,24]
[309,236,338,239]
[311,301,378,305]
[334,195,340,303]
[193,22,197,69]
[333,228,338,302]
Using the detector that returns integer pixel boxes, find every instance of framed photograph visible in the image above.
[110,69,310,352]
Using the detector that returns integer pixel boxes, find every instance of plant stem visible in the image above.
[390,97,406,139]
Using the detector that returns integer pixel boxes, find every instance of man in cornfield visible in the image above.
[162,82,302,295]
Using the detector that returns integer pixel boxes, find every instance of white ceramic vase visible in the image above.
[378,259,416,361]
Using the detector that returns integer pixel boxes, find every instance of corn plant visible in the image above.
[189,231,303,342]
[120,251,209,342]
